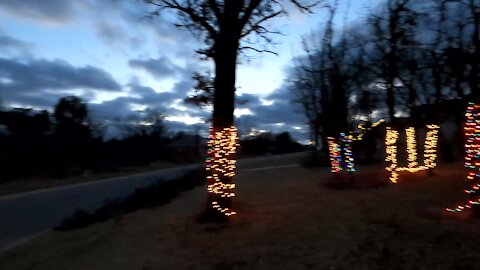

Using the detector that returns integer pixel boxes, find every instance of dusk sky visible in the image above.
[0,0,384,141]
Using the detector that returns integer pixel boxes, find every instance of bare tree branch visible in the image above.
[239,46,278,55]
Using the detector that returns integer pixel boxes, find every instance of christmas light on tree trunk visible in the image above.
[385,124,440,183]
[327,119,384,174]
[206,126,238,216]
[327,137,342,173]
[446,102,480,213]
[385,127,400,183]
[327,134,356,173]
[341,133,355,173]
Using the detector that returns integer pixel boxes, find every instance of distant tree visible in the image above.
[367,0,418,123]
[0,108,51,138]
[0,108,52,180]
[54,96,91,142]
[274,132,303,153]
[292,1,351,153]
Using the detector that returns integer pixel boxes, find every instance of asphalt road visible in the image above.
[0,152,305,251]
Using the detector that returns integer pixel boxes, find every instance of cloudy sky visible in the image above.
[0,0,383,141]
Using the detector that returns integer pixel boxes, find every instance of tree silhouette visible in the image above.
[292,1,351,154]
[367,0,417,123]
[54,96,91,142]
[184,71,215,107]
[144,0,323,219]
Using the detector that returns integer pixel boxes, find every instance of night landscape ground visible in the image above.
[1,161,479,270]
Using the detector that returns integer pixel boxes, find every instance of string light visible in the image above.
[342,133,356,173]
[354,119,385,141]
[447,102,480,213]
[424,125,439,169]
[206,126,238,217]
[385,127,399,183]
[406,127,418,168]
[327,137,342,173]
[385,125,440,183]
[327,120,384,174]
[327,134,356,173]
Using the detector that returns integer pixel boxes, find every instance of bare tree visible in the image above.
[291,2,338,154]
[367,0,417,123]
[143,0,323,219]
[292,0,359,154]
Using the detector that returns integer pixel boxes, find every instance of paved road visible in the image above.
[0,152,305,251]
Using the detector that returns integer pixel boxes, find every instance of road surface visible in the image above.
[0,152,305,251]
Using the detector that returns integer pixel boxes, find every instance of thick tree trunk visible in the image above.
[204,29,240,220]
[212,38,238,127]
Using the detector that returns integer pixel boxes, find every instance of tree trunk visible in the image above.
[204,29,240,220]
[212,39,238,127]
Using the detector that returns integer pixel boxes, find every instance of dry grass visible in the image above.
[1,162,480,270]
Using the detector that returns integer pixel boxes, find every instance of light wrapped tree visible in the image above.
[144,0,323,220]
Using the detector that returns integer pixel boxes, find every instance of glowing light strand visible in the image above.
[327,137,342,173]
[206,126,238,216]
[327,134,356,173]
[342,133,356,173]
[446,102,480,213]
[385,125,440,183]
[385,127,399,183]
[327,120,386,173]
[406,127,418,168]
[354,119,385,141]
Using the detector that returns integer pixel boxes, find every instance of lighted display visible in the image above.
[355,119,385,141]
[327,137,342,173]
[385,124,440,183]
[327,119,384,174]
[447,102,480,213]
[327,134,355,173]
[206,126,238,216]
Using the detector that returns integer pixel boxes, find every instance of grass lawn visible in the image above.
[1,162,480,269]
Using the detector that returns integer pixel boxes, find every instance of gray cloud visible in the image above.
[0,33,32,55]
[235,86,308,141]
[129,56,182,79]
[0,0,79,23]
[89,93,210,140]
[0,58,121,92]
[89,79,208,121]
[0,57,122,108]
[94,21,127,46]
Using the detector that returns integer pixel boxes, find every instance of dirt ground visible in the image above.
[1,162,480,270]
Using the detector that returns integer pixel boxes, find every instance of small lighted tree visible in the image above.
[385,125,440,183]
[326,120,385,181]
[446,102,480,213]
[327,134,355,179]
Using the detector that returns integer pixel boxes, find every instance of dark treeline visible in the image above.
[0,96,304,182]
[0,96,172,182]
[292,0,479,156]
[241,132,305,156]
